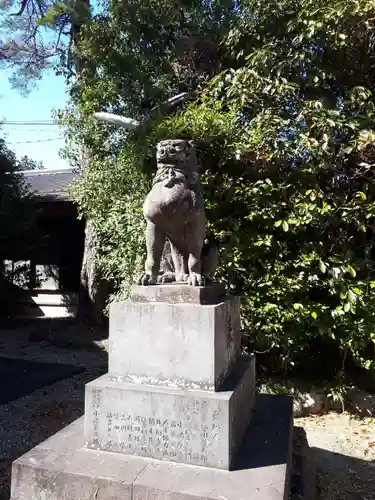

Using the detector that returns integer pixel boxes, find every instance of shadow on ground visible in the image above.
[0,364,107,500]
[0,317,108,348]
[312,447,375,500]
[0,317,109,499]
[0,357,86,405]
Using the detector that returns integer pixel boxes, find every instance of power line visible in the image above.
[7,137,64,145]
[1,121,60,126]
[3,128,64,132]
[2,121,136,145]
[1,119,56,123]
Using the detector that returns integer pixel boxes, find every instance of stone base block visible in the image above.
[84,356,255,470]
[109,294,241,390]
[11,395,294,500]
[130,283,226,305]
[10,418,147,500]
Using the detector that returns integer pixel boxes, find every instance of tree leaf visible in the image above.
[293,302,303,310]
[347,265,356,277]
[357,191,367,200]
[348,289,356,303]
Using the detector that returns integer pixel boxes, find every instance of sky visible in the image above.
[0,0,106,171]
[0,68,70,170]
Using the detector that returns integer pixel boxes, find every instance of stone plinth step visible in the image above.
[84,356,255,470]
[11,394,295,500]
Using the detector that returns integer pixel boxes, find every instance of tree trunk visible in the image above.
[78,219,109,325]
[77,147,108,326]
[73,0,109,325]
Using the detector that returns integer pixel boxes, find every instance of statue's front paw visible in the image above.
[138,274,157,285]
[175,273,189,283]
[158,272,176,284]
[187,272,205,286]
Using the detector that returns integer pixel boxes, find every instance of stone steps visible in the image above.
[15,291,79,306]
[7,291,78,319]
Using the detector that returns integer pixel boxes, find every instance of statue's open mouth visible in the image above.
[157,158,181,165]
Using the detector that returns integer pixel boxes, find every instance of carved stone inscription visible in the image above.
[91,388,102,446]
[103,410,222,464]
[86,387,227,467]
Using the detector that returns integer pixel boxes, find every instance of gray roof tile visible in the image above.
[20,168,78,201]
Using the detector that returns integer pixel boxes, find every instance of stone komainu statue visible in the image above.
[139,139,218,286]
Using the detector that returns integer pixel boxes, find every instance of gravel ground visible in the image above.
[0,325,375,500]
[0,324,108,500]
[296,413,375,499]
[0,325,108,365]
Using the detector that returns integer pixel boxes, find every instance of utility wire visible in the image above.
[1,122,60,126]
[7,137,64,145]
[3,128,64,132]
[2,123,57,126]
[1,119,56,122]
[2,120,133,144]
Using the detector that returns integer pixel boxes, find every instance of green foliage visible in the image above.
[173,0,375,374]
[70,143,149,297]
[63,0,239,299]
[67,0,375,377]
[15,155,44,171]
[0,136,39,270]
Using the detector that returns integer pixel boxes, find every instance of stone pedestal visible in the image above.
[10,284,302,500]
[85,284,255,470]
[84,358,254,469]
[11,395,295,500]
[109,290,241,390]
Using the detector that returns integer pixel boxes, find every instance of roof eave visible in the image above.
[33,193,75,202]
